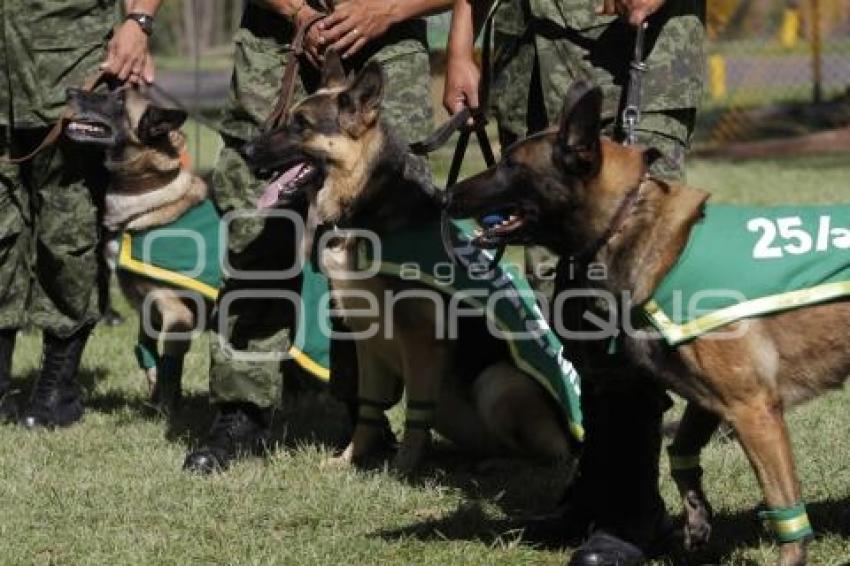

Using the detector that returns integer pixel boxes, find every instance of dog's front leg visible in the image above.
[327,338,400,469]
[727,398,811,566]
[667,402,720,550]
[392,337,448,475]
[135,317,159,393]
[150,291,195,417]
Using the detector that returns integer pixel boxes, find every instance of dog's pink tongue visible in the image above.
[256,163,305,209]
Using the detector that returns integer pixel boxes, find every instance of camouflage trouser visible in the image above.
[209,44,434,409]
[491,30,698,298]
[0,129,106,337]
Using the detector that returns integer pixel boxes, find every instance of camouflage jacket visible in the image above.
[494,0,706,113]
[220,2,429,141]
[0,0,118,128]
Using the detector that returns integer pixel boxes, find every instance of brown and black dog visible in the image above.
[65,87,210,415]
[242,52,578,476]
[445,81,850,566]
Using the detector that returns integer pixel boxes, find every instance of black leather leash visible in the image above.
[412,2,503,268]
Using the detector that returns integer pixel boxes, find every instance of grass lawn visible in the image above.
[1,153,848,565]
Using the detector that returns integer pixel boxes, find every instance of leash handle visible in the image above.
[622,21,648,146]
[2,70,110,165]
[446,109,496,188]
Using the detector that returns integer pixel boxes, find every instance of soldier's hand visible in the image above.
[443,55,480,115]
[297,6,327,67]
[319,0,398,59]
[598,0,665,25]
[101,20,154,85]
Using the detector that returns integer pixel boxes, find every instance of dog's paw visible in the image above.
[684,519,712,550]
[389,448,422,476]
[683,491,713,550]
[321,444,355,470]
[390,433,431,476]
[144,368,157,393]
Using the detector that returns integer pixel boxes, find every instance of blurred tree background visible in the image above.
[149,0,242,61]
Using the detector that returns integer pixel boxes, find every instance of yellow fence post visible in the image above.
[709,54,727,101]
[780,7,800,48]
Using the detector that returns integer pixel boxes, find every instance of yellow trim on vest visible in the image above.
[118,233,220,301]
[645,281,850,345]
[288,346,330,381]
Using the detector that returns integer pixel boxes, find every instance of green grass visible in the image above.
[1,153,849,564]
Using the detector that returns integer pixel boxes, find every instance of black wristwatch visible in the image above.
[126,13,154,36]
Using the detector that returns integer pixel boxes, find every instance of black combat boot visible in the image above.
[20,326,92,429]
[0,329,17,422]
[182,402,270,474]
[567,383,673,566]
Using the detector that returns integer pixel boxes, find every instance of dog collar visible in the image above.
[577,178,648,264]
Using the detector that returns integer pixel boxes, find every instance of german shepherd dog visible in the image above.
[64,87,206,414]
[242,52,577,475]
[445,81,850,565]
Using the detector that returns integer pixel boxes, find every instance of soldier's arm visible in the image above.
[102,0,163,84]
[443,0,489,114]
[321,0,454,59]
[250,1,328,67]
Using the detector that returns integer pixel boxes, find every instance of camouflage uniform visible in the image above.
[0,0,115,338]
[488,0,707,550]
[209,3,433,409]
[492,0,705,179]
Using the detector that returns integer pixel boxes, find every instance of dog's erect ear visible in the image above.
[556,81,602,176]
[338,61,384,135]
[138,105,188,144]
[321,49,347,89]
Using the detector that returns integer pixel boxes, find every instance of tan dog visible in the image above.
[66,87,212,415]
[445,81,850,566]
[243,53,578,475]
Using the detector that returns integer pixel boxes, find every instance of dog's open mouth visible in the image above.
[65,120,113,141]
[473,208,527,247]
[257,161,319,209]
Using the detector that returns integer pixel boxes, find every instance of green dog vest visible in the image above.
[645,203,850,345]
[295,219,585,441]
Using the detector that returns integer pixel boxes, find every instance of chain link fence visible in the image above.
[701,0,850,145]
